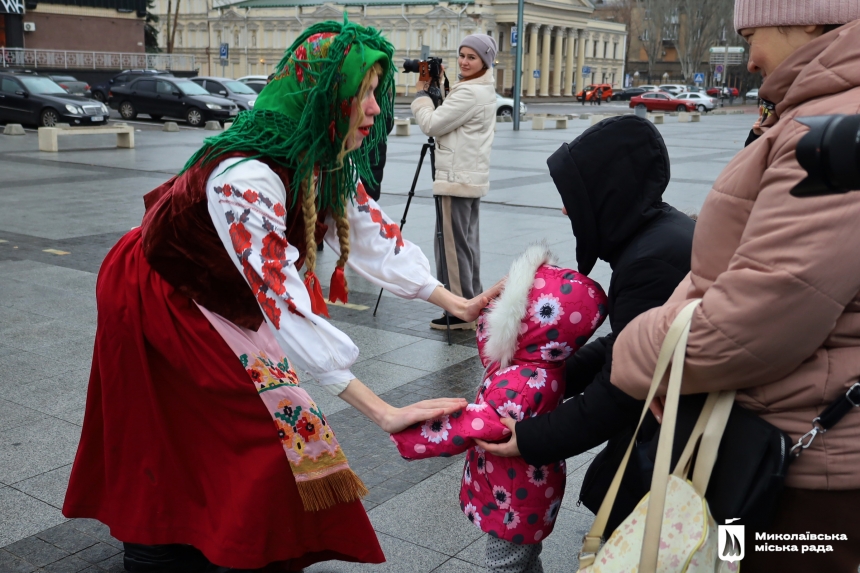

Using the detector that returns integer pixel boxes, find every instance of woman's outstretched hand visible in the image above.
[338,378,467,434]
[474,417,521,457]
[380,398,468,434]
[428,279,505,323]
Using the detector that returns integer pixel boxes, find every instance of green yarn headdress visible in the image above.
[182,17,395,215]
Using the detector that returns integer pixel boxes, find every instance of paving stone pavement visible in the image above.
[0,112,754,572]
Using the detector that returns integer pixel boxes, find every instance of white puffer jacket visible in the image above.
[411,70,496,198]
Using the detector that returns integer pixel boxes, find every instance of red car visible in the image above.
[706,86,740,98]
[629,92,697,112]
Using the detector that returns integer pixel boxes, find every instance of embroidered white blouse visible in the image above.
[206,157,440,394]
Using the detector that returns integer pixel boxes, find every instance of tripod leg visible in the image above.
[373,140,434,317]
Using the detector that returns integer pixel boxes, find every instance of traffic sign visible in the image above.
[533,70,540,79]
[581,65,591,77]
[693,72,705,84]
[511,26,518,47]
[219,43,229,60]
[715,64,725,74]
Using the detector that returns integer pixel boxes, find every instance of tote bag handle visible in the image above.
[579,299,702,569]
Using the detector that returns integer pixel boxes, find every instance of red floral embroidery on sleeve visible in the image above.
[243,189,259,203]
[355,182,406,254]
[262,261,287,295]
[230,222,252,255]
[273,203,286,217]
[256,292,282,328]
[242,260,267,296]
[261,231,287,260]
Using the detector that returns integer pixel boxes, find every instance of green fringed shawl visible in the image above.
[181,16,395,216]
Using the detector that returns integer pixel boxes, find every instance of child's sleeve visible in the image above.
[390,398,512,460]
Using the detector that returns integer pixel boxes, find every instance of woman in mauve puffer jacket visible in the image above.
[611,3,860,572]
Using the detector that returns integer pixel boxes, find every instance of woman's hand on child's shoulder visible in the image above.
[474,416,521,457]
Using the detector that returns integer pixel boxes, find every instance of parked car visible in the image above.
[629,91,697,112]
[237,74,269,94]
[611,87,647,101]
[0,72,109,127]
[684,85,705,93]
[110,76,238,127]
[46,74,91,97]
[191,76,257,110]
[674,91,718,112]
[657,84,687,95]
[576,83,613,102]
[706,86,740,98]
[495,93,527,117]
[636,84,661,92]
[745,88,760,100]
[91,70,172,102]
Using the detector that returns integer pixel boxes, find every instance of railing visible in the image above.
[0,48,197,71]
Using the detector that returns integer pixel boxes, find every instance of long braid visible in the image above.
[301,177,318,276]
[334,212,350,294]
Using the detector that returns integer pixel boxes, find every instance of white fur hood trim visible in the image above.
[484,242,558,368]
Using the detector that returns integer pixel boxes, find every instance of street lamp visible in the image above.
[513,0,524,131]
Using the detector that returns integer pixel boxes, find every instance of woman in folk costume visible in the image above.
[62,20,496,572]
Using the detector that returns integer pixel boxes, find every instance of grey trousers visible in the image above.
[486,537,544,573]
[434,195,482,300]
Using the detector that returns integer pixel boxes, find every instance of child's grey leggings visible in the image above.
[485,536,544,573]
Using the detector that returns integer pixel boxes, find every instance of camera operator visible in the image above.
[411,34,498,330]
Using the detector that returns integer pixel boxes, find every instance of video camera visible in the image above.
[404,56,448,108]
[791,115,860,197]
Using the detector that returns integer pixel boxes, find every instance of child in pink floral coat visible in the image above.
[391,244,607,572]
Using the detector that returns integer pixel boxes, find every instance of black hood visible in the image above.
[547,115,671,275]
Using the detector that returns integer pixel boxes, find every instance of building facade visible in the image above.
[153,0,626,96]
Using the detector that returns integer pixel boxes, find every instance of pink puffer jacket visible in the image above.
[391,244,607,543]
[611,21,860,490]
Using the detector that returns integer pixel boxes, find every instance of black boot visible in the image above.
[123,543,210,572]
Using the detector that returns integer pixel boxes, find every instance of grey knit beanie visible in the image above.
[734,0,860,31]
[459,34,498,69]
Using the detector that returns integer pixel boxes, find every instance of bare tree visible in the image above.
[639,0,672,82]
[165,0,182,54]
[672,0,733,82]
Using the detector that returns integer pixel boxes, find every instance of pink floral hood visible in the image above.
[478,242,607,370]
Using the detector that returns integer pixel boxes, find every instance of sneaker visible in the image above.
[430,314,476,330]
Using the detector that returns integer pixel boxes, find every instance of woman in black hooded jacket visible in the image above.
[478,115,694,525]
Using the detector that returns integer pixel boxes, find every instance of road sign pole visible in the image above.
[722,44,729,106]
[513,0,524,131]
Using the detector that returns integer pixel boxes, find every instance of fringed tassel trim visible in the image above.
[296,468,368,512]
[304,270,330,317]
[328,266,349,304]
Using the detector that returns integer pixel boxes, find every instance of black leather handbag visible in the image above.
[579,382,860,536]
[579,393,793,535]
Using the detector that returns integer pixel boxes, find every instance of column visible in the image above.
[564,28,575,96]
[527,24,538,97]
[576,29,587,94]
[539,26,551,96]
[551,27,564,96]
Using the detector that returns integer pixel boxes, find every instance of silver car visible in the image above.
[495,93,527,117]
[191,76,257,111]
[674,91,718,112]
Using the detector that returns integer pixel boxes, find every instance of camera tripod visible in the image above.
[371,135,455,345]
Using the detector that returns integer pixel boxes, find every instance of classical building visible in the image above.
[153,0,626,96]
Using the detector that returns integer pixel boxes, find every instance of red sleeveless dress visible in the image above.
[62,157,384,570]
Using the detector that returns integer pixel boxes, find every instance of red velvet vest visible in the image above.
[140,154,310,330]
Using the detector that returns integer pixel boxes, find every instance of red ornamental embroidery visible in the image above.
[340,98,352,118]
[355,182,406,253]
[261,231,287,260]
[242,260,267,297]
[257,292,281,328]
[243,189,259,203]
[229,222,252,255]
[262,261,287,295]
[273,202,286,217]
[218,184,233,197]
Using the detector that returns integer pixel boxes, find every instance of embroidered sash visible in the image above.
[196,303,367,512]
